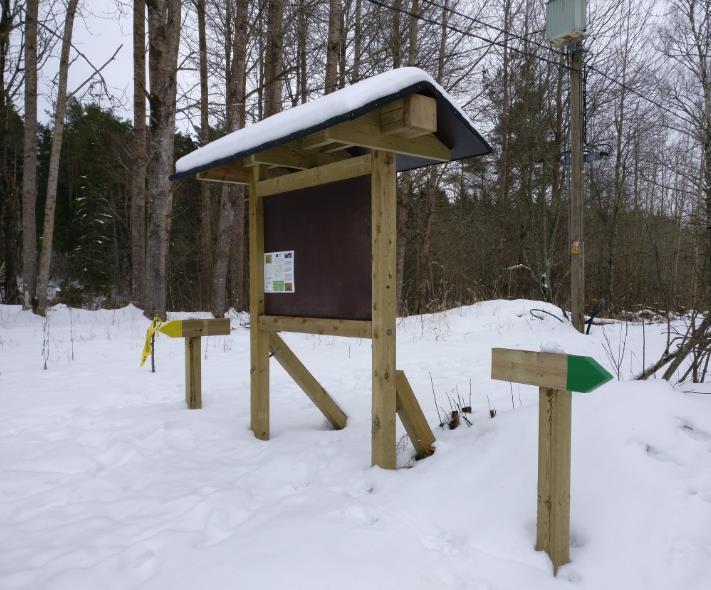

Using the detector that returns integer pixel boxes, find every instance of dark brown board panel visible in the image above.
[263,174,372,321]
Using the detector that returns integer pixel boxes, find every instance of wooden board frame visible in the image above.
[200,97,445,467]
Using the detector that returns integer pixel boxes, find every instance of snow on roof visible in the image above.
[172,67,491,180]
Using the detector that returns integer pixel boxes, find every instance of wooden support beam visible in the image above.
[317,120,449,161]
[395,371,435,459]
[249,165,270,440]
[181,318,231,338]
[536,387,572,574]
[255,154,372,198]
[371,149,397,470]
[269,333,348,430]
[258,315,372,339]
[381,95,437,138]
[243,145,345,170]
[184,336,202,409]
[196,163,251,185]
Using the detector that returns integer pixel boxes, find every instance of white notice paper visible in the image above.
[264,251,295,293]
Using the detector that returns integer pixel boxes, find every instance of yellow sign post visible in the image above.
[142,318,231,409]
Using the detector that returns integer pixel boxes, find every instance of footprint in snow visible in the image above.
[637,441,682,466]
[336,505,380,527]
[679,422,711,443]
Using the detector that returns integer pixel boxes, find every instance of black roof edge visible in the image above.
[170,80,493,182]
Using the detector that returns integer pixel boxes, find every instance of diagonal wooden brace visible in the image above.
[395,370,436,459]
[269,332,347,430]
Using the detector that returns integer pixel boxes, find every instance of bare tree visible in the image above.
[144,0,181,319]
[196,0,212,308]
[130,0,147,308]
[0,0,19,303]
[21,0,38,309]
[35,0,80,316]
[212,0,249,317]
[325,0,341,93]
[264,0,283,117]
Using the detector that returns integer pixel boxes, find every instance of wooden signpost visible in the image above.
[156,318,231,409]
[491,348,612,574]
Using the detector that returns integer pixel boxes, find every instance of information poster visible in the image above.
[264,250,295,293]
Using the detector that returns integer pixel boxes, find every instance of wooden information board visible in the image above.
[263,174,372,320]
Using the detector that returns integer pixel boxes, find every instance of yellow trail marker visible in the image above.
[140,317,163,367]
[156,320,183,338]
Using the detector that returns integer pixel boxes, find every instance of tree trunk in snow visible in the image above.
[0,0,18,303]
[35,0,79,317]
[212,0,248,317]
[130,0,147,308]
[21,0,38,309]
[144,0,181,320]
[197,0,212,309]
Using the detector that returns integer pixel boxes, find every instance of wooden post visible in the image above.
[371,149,397,469]
[249,165,270,440]
[536,387,572,573]
[184,336,202,409]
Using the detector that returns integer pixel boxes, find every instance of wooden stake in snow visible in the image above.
[491,348,612,575]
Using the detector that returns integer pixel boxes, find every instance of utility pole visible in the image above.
[545,0,587,332]
[569,43,584,332]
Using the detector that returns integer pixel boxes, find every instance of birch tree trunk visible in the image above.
[35,0,79,317]
[144,0,181,319]
[325,0,341,94]
[21,0,38,309]
[130,0,147,308]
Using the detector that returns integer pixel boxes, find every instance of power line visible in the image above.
[418,0,561,58]
[365,0,571,72]
[367,0,691,127]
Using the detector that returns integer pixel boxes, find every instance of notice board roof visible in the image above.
[172,68,491,182]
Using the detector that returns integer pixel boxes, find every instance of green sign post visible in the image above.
[491,348,612,574]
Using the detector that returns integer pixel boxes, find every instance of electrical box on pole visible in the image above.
[545,0,586,47]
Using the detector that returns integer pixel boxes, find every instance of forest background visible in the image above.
[0,0,708,320]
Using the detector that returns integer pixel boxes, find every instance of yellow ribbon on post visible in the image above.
[140,317,163,367]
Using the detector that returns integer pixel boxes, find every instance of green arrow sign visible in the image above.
[566,355,613,393]
[491,348,613,393]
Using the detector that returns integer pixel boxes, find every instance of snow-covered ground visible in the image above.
[0,300,710,590]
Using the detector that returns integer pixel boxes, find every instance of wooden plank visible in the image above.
[196,163,251,185]
[382,95,437,138]
[243,145,345,170]
[181,318,231,338]
[371,149,397,470]
[536,387,572,574]
[395,371,435,459]
[249,165,270,440]
[258,315,372,339]
[269,332,347,430]
[184,336,202,409]
[491,348,568,390]
[322,119,450,161]
[255,154,372,197]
